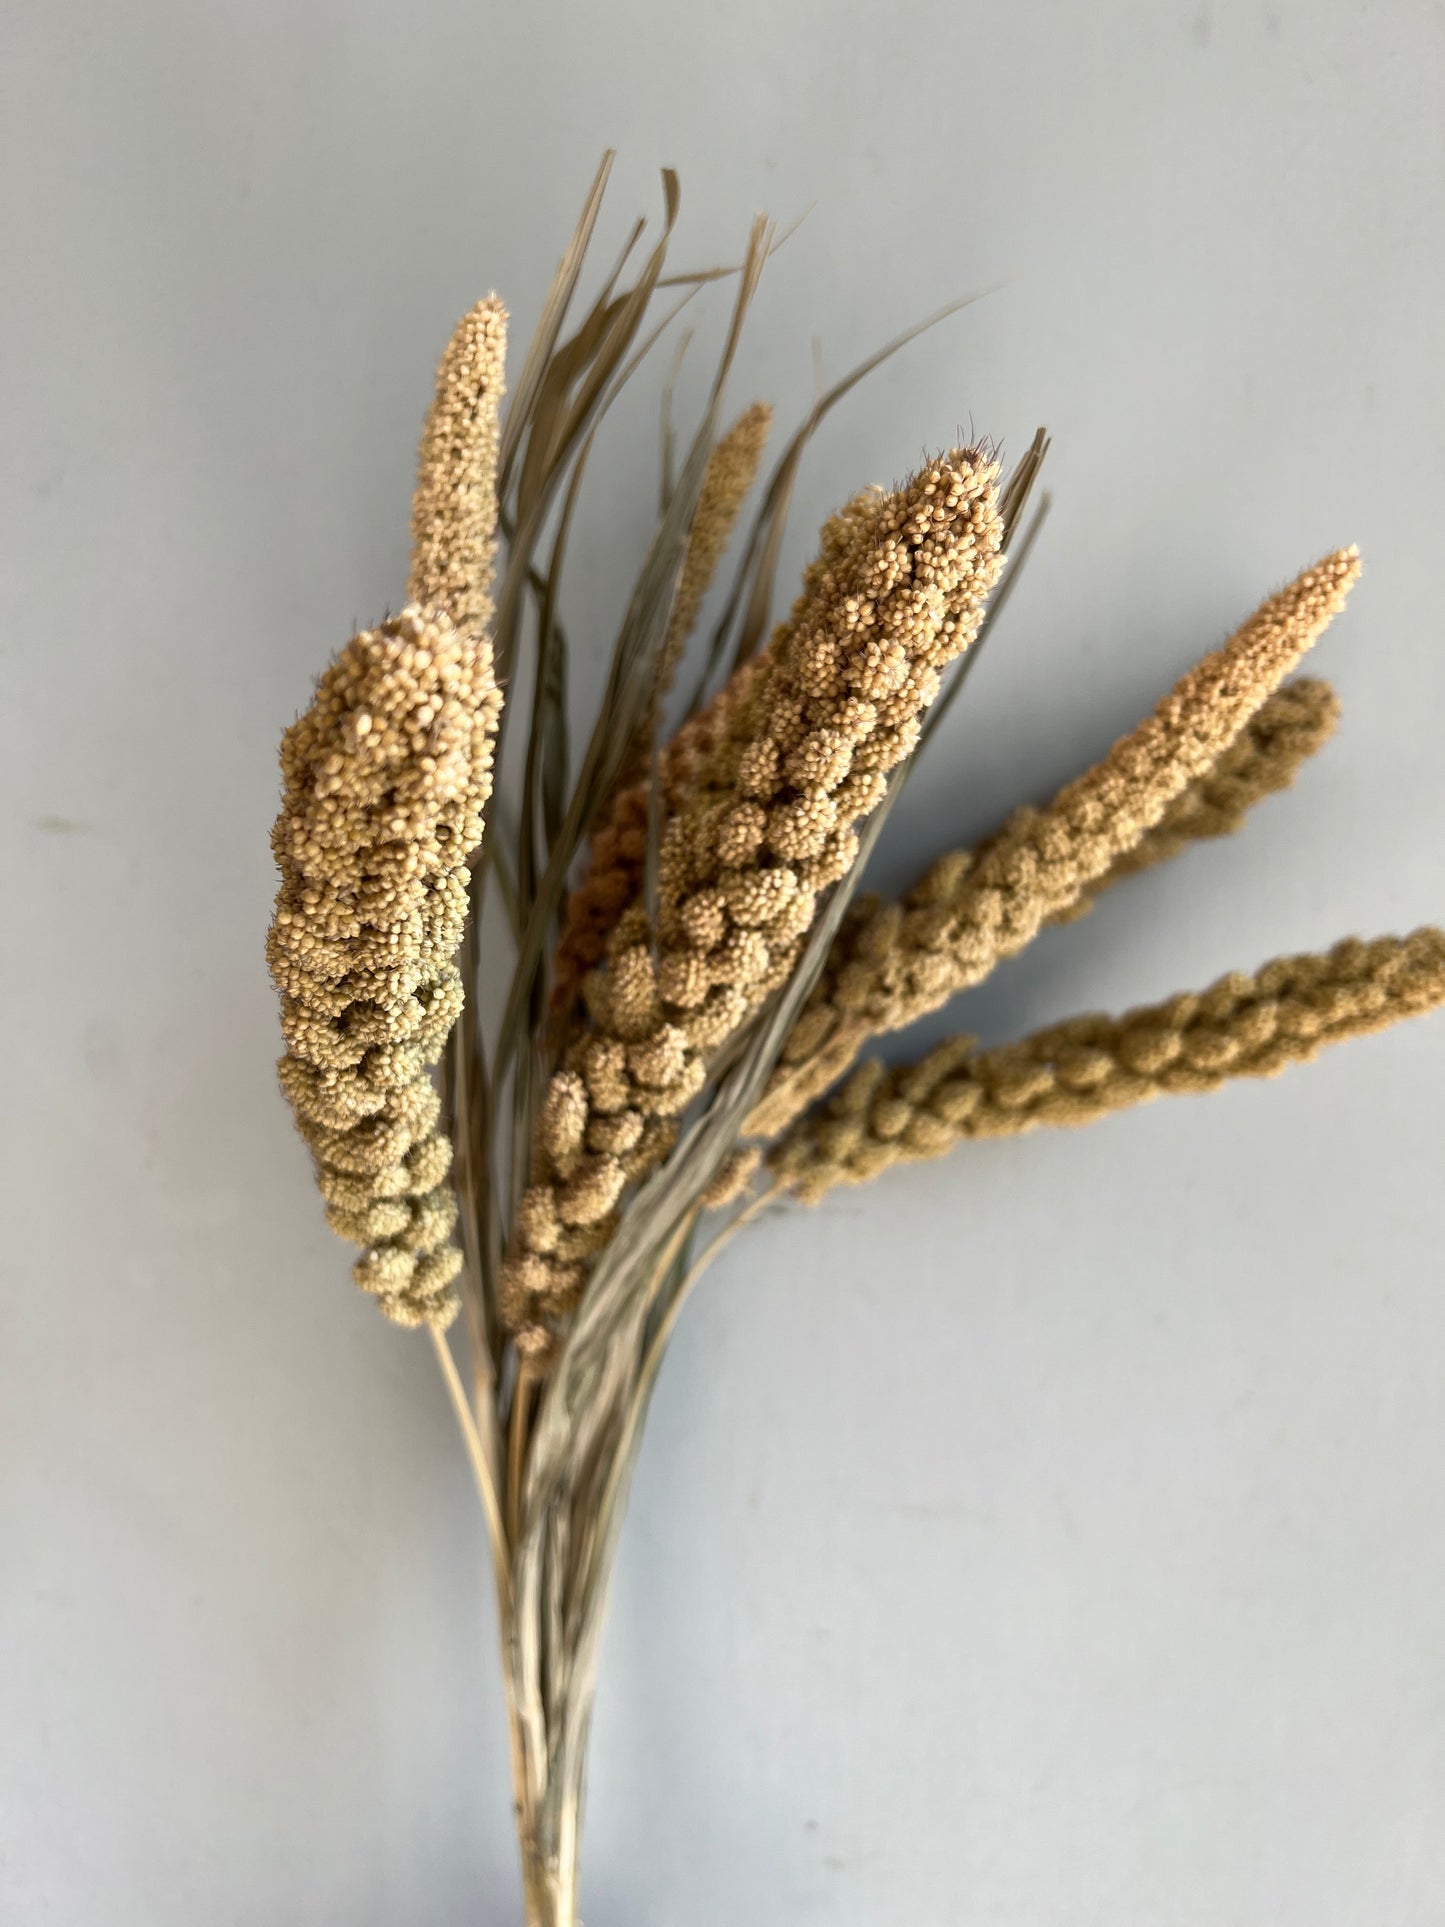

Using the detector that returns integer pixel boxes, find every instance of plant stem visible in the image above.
[507,1356,539,1547]
[429,1326,509,1578]
[437,1188,769,1922]
[430,1329,547,1923]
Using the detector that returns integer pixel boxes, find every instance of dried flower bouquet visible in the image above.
[267,157,1444,1925]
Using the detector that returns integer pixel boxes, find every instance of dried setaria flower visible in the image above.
[505,448,1007,1350]
[771,928,1445,1200]
[266,300,506,1328]
[753,553,1360,1136]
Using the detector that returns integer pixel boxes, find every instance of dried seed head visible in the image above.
[628,401,774,772]
[408,295,507,638]
[507,449,1005,1333]
[752,557,1362,1141]
[540,1072,589,1172]
[773,927,1445,1202]
[268,593,501,1330]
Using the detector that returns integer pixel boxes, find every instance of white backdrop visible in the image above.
[3,3,1444,1922]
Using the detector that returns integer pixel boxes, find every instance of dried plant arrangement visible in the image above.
[266,156,1445,1925]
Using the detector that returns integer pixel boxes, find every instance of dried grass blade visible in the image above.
[492,221,772,1110]
[499,151,615,490]
[998,425,1050,536]
[655,206,810,288]
[491,416,718,1105]
[659,328,694,512]
[592,214,647,312]
[488,822,521,941]
[493,177,683,699]
[513,293,627,524]
[453,914,502,1355]
[684,290,995,712]
[539,623,570,855]
[492,422,713,1104]
[918,485,1052,754]
[644,739,663,934]
[519,434,593,914]
[516,173,680,525]
[483,180,691,948]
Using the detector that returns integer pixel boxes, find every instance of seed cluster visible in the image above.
[554,404,774,1004]
[266,230,1442,1488]
[268,296,505,1329]
[552,483,904,1005]
[752,557,1360,1136]
[771,927,1445,1200]
[408,295,507,636]
[269,608,502,1327]
[631,401,774,771]
[506,450,1007,1350]
[1055,674,1341,917]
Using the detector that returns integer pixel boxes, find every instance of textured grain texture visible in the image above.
[773,928,1445,1198]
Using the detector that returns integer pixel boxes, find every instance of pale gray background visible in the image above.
[3,2,1443,1922]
